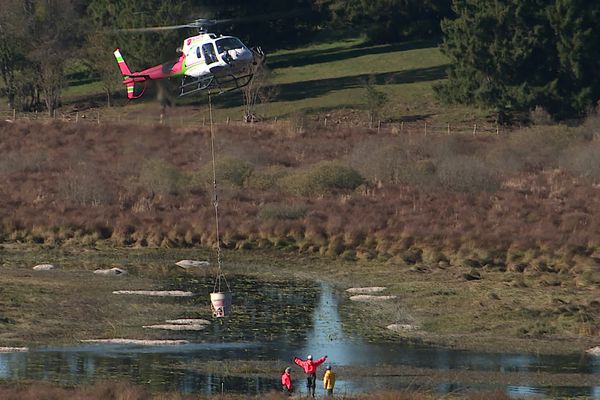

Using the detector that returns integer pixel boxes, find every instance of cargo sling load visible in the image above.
[207,95,232,318]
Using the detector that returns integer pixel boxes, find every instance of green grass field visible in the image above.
[215,37,490,124]
[2,37,492,125]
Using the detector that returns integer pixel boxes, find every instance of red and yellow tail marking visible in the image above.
[114,48,142,99]
[114,49,132,76]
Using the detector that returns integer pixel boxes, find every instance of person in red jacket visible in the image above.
[293,354,327,397]
[281,366,293,395]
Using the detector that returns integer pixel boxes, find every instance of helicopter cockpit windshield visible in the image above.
[215,37,245,53]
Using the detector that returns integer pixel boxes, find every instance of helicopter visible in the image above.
[113,18,266,99]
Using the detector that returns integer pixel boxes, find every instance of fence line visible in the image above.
[0,109,505,136]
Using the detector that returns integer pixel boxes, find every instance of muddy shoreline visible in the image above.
[0,245,598,357]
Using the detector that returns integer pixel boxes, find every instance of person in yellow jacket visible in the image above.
[323,365,335,396]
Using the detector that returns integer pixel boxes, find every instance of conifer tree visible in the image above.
[318,0,451,43]
[437,0,600,120]
[546,0,600,117]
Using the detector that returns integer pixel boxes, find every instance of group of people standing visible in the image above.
[281,354,336,397]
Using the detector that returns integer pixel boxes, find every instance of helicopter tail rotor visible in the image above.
[113,48,148,99]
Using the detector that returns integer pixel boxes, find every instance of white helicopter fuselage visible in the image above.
[181,33,255,78]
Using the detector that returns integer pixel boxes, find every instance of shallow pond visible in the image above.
[1,271,599,399]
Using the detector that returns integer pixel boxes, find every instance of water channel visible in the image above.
[1,276,599,399]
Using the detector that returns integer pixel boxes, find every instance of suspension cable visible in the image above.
[208,94,230,294]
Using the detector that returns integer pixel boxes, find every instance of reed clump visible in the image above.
[0,381,513,399]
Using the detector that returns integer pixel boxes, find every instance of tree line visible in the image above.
[0,0,598,120]
[437,0,600,121]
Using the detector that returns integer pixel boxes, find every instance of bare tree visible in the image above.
[0,0,26,110]
[85,32,122,107]
[362,75,387,128]
[27,0,79,116]
[241,63,278,122]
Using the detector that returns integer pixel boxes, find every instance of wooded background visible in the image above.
[0,0,599,120]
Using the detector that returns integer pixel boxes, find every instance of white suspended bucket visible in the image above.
[210,291,232,318]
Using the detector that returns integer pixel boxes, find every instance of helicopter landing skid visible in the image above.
[179,72,254,97]
[179,75,216,97]
[207,72,254,96]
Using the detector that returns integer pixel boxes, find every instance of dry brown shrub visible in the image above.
[278,160,363,196]
[286,111,310,137]
[0,150,47,175]
[139,159,189,195]
[350,391,432,400]
[349,135,439,189]
[78,381,150,400]
[436,155,500,193]
[485,144,526,177]
[258,203,307,220]
[3,121,600,275]
[248,166,289,191]
[501,126,576,171]
[578,112,600,139]
[0,381,157,400]
[464,389,511,400]
[560,140,600,182]
[59,162,116,206]
[349,136,406,185]
[529,105,554,126]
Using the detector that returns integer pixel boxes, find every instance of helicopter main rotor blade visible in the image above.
[119,24,195,33]
[205,9,310,26]
[118,9,310,33]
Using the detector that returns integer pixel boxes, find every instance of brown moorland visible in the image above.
[1,119,599,267]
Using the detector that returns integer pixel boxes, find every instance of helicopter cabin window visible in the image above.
[196,46,202,59]
[215,37,244,54]
[202,43,218,64]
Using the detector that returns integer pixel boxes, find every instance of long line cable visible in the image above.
[208,94,230,294]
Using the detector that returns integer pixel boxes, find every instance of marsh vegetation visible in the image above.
[1,117,600,349]
[0,381,522,400]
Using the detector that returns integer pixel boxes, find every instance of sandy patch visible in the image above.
[144,318,211,331]
[94,268,127,276]
[349,295,397,302]
[175,260,209,268]
[143,324,208,331]
[81,339,189,345]
[0,347,28,352]
[346,286,386,294]
[586,346,600,356]
[33,264,55,271]
[112,290,195,297]
[387,324,419,332]
[165,319,211,325]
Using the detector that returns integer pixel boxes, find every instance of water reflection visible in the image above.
[0,279,598,399]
